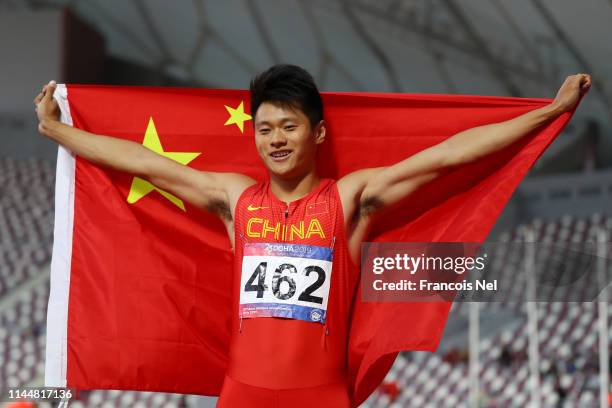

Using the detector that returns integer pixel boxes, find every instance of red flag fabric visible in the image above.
[44,84,575,406]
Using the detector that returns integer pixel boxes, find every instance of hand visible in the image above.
[552,73,591,113]
[33,81,60,134]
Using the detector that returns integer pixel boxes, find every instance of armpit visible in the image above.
[358,195,384,218]
[206,198,232,221]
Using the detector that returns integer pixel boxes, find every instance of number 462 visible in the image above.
[245,262,326,304]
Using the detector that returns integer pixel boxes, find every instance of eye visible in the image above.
[284,125,297,131]
[258,128,271,135]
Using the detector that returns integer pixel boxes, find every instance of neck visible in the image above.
[269,170,321,203]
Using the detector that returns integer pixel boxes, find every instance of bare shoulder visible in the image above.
[216,172,258,216]
[336,168,384,264]
[213,173,257,251]
[337,168,383,204]
[217,172,258,195]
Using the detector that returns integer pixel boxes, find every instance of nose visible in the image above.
[270,128,287,148]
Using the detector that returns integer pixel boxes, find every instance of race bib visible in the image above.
[239,242,333,324]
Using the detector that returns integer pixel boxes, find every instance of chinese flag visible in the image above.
[44,85,576,406]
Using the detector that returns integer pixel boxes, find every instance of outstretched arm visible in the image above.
[34,81,255,222]
[340,73,592,218]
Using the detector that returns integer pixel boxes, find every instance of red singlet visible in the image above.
[220,178,357,406]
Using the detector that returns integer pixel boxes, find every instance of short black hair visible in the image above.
[249,64,323,127]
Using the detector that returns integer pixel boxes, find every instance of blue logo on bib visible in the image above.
[310,309,323,322]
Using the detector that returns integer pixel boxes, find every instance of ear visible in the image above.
[314,120,326,145]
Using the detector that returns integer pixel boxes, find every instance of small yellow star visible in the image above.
[127,117,201,211]
[224,101,252,133]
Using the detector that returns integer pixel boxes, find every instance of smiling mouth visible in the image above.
[269,150,292,161]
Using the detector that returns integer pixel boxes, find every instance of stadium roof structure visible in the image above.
[5,0,612,161]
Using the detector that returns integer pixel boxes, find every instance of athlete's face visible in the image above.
[253,102,325,179]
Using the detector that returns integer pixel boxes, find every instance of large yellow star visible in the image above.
[224,101,252,133]
[127,117,201,211]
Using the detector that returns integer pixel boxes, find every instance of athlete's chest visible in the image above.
[236,184,341,324]
[241,193,338,246]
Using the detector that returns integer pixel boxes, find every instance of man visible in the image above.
[34,65,590,407]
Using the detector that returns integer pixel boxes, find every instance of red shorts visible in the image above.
[216,374,351,408]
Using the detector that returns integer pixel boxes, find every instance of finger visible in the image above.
[33,93,43,105]
[581,74,591,87]
[580,77,592,95]
[573,74,586,89]
[581,81,591,93]
[42,81,57,102]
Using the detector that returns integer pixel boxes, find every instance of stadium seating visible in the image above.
[0,158,54,297]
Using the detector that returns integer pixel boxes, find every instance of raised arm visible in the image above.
[340,73,591,219]
[34,81,255,224]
